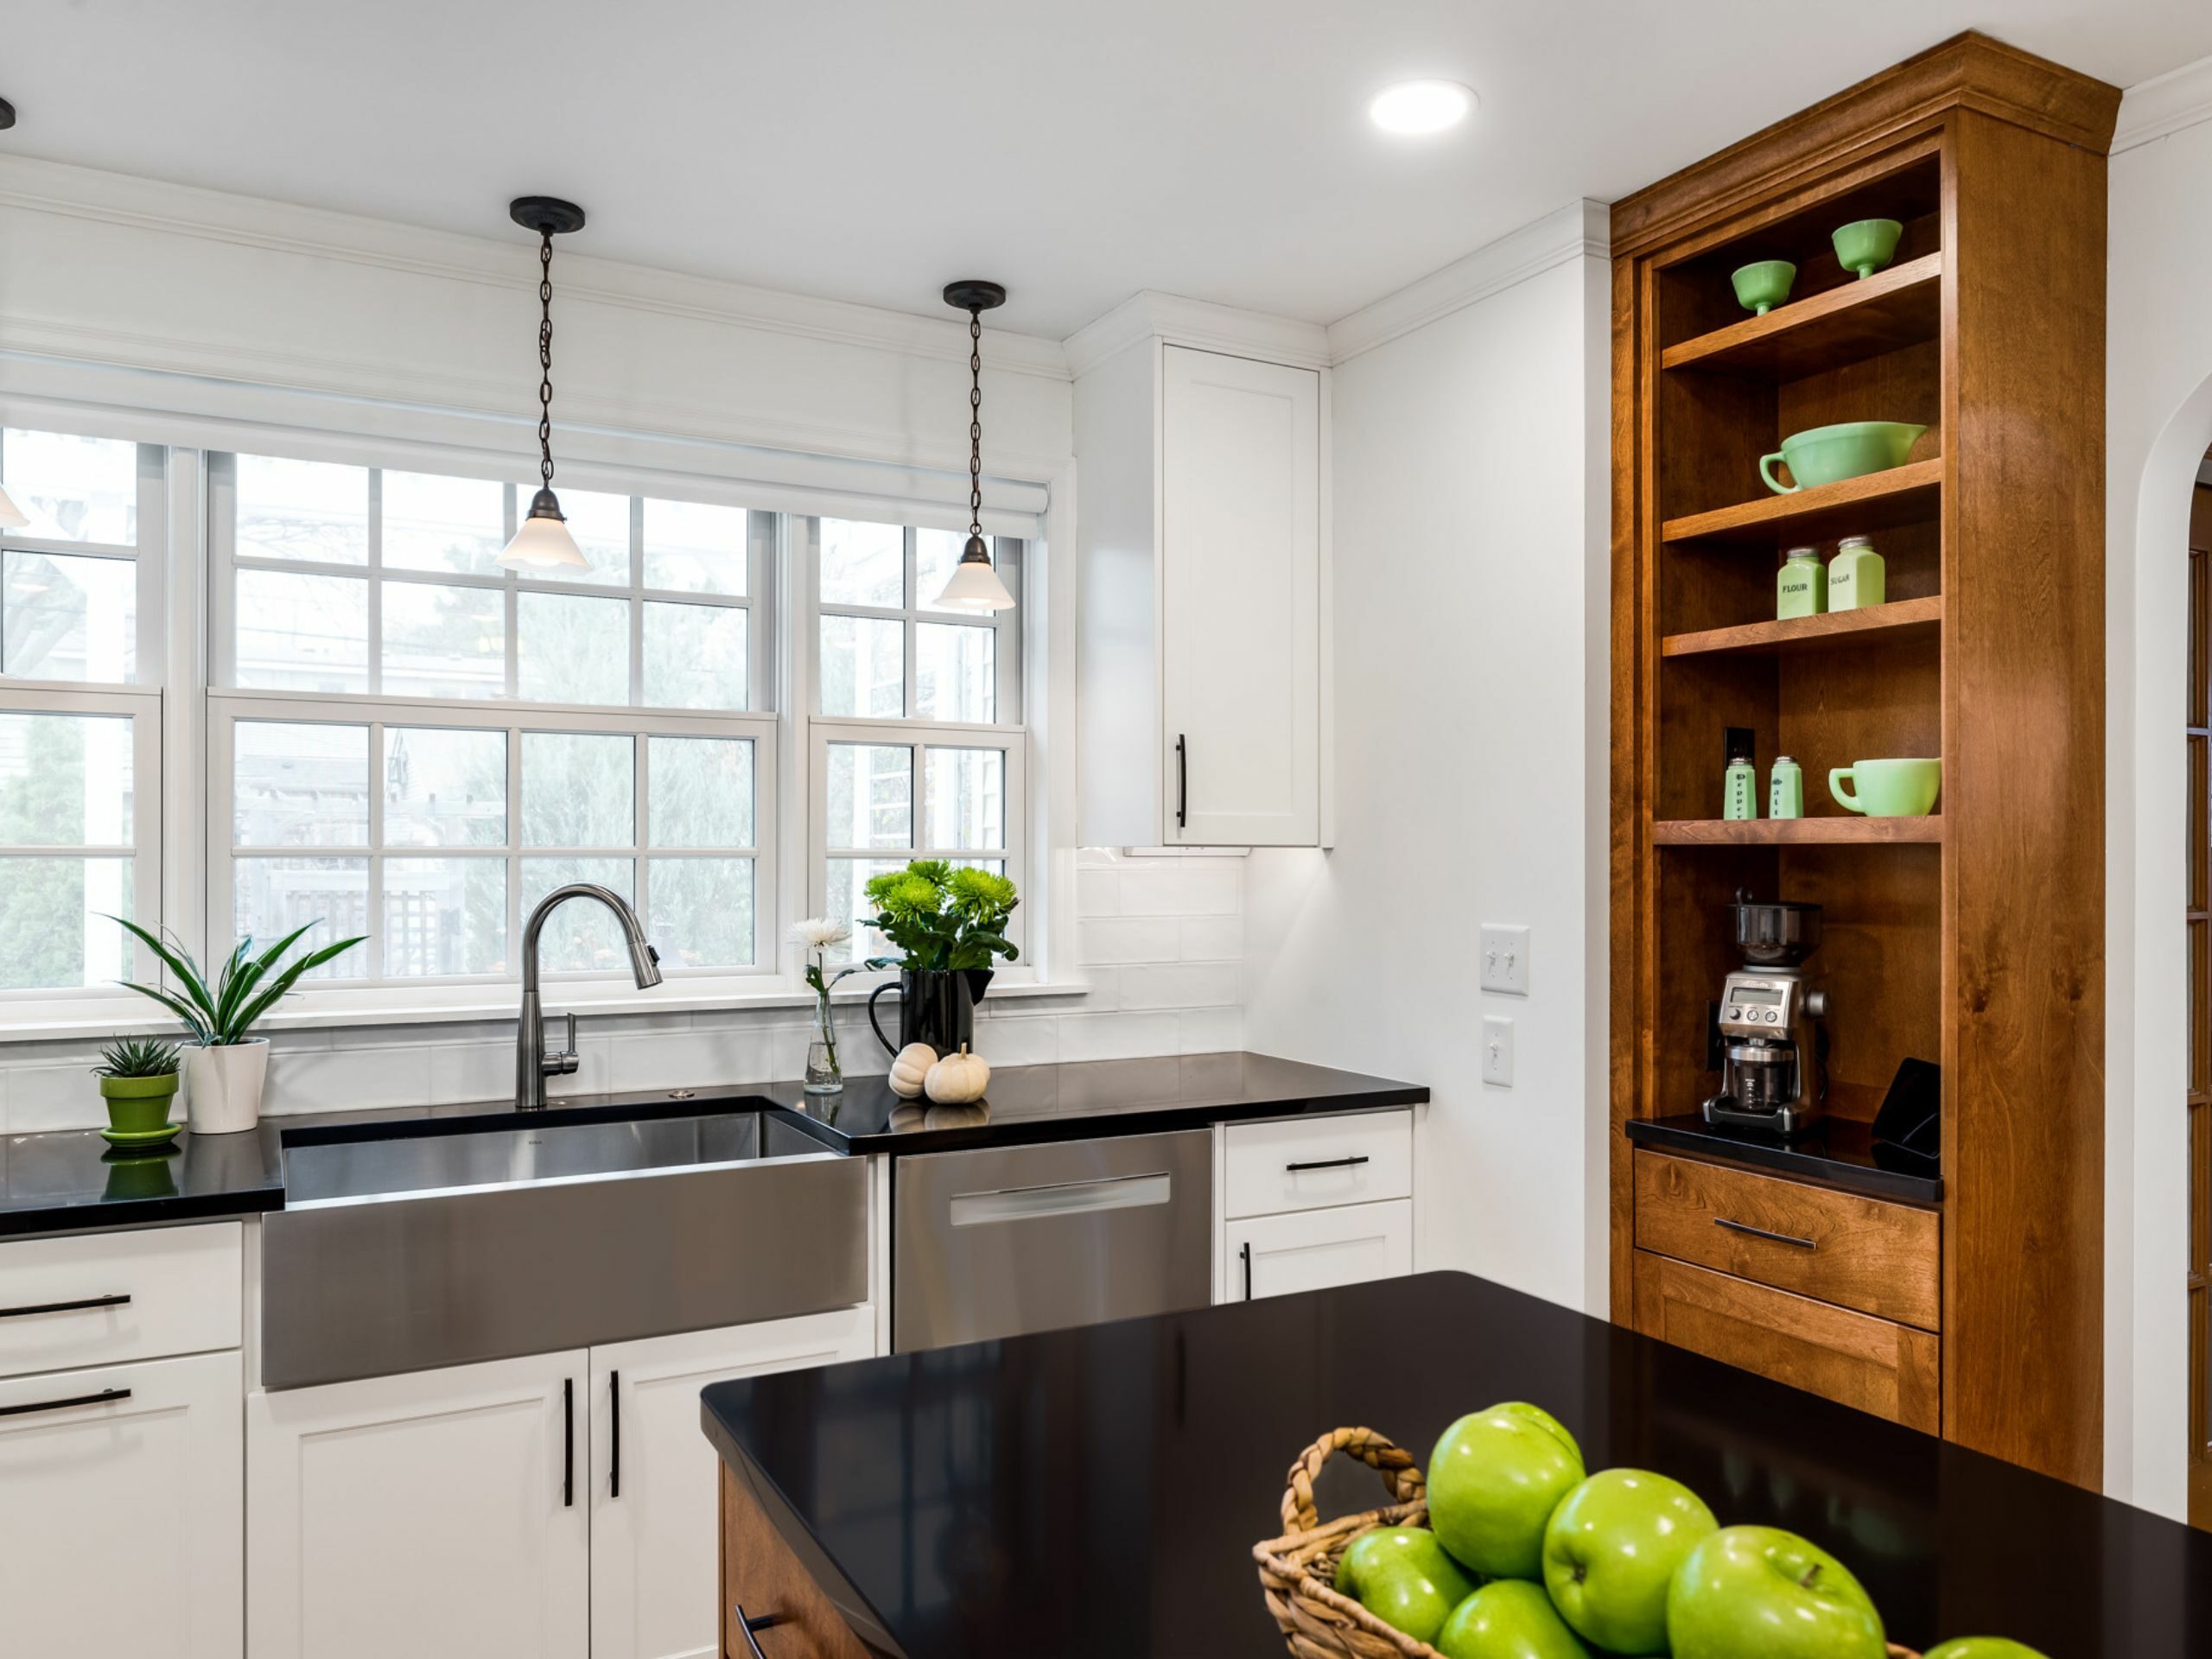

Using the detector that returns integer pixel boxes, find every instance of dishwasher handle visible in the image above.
[948,1170,1173,1227]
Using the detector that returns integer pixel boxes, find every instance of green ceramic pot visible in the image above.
[1833,217,1903,279]
[1730,259,1796,315]
[1759,420,1926,493]
[99,1073,180,1136]
[1830,758,1942,817]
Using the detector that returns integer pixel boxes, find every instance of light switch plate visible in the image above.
[1479,925,1530,995]
[1482,1015,1515,1087]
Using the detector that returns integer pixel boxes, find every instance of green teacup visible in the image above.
[1731,259,1796,315]
[1759,420,1926,493]
[1829,758,1941,817]
[1833,218,1903,280]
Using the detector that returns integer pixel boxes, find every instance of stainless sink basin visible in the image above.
[261,1109,868,1389]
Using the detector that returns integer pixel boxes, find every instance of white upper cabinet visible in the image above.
[1075,326,1326,849]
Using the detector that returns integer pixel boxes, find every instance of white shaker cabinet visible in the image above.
[1075,334,1325,848]
[1224,1200,1414,1303]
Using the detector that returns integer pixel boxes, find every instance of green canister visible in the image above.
[1724,727,1758,820]
[1769,755,1803,819]
[1777,545,1825,619]
[1828,534,1886,611]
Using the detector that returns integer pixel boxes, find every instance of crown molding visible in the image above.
[1061,289,1331,378]
[1325,200,1611,363]
[0,154,1071,381]
[2113,51,2212,155]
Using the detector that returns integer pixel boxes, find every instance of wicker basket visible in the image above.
[1251,1426,1920,1659]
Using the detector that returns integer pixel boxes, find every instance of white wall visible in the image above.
[1243,204,1613,1315]
[2105,53,2212,1519]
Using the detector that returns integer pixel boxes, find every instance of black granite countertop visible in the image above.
[0,1052,1424,1237]
[702,1270,2208,1659]
[1626,1112,1942,1203]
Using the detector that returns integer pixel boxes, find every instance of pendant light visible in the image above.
[499,196,590,571]
[933,280,1016,613]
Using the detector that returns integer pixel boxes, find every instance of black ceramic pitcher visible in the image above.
[867,969,994,1056]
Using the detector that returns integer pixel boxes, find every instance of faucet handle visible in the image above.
[540,1012,580,1079]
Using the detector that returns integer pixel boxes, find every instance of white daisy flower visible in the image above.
[787,917,852,951]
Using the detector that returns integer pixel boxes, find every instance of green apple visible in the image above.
[1332,1526,1478,1644]
[1433,1580,1591,1659]
[1666,1525,1886,1659]
[1923,1643,2050,1659]
[1541,1467,1717,1655]
[1427,1402,1586,1579]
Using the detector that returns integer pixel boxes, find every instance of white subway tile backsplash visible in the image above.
[1178,916,1243,963]
[264,1044,433,1116]
[1076,867,1122,916]
[1078,918,1182,965]
[1173,858,1243,915]
[1118,963,1239,1011]
[972,1014,1058,1067]
[8,1065,105,1134]
[429,1042,514,1107]
[1179,1006,1244,1055]
[1057,1011,1182,1063]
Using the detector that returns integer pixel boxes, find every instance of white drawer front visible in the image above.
[0,1222,242,1378]
[1224,1110,1413,1219]
[1223,1199,1414,1303]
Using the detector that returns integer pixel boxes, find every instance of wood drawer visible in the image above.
[721,1462,869,1659]
[0,1222,241,1379]
[1224,1110,1413,1219]
[1633,1252,1939,1433]
[1632,1150,1939,1331]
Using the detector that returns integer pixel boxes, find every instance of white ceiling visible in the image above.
[5,1,2209,340]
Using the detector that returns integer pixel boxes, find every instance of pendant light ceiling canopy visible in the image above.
[935,279,1016,614]
[499,195,590,572]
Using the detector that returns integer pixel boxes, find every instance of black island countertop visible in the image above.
[0,1051,1425,1237]
[702,1271,2209,1659]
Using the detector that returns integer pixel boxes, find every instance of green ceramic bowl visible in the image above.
[1833,217,1903,279]
[1759,420,1926,494]
[1730,259,1796,315]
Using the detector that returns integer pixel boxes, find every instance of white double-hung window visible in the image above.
[804,516,1026,966]
[0,428,167,1004]
[208,451,778,995]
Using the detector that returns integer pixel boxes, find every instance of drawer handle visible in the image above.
[1713,1216,1817,1251]
[0,1293,131,1319]
[733,1605,780,1659]
[0,1386,131,1419]
[949,1172,1171,1226]
[1285,1155,1370,1174]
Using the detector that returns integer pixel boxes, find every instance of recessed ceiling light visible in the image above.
[1368,79,1475,136]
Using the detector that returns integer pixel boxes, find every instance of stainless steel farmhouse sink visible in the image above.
[260,1109,867,1389]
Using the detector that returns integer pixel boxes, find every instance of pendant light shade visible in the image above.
[0,486,28,531]
[934,280,1015,614]
[499,196,589,573]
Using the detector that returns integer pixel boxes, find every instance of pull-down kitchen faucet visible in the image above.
[516,883,662,1109]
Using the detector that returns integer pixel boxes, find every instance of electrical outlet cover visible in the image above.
[1482,1015,1515,1087]
[1478,925,1530,995]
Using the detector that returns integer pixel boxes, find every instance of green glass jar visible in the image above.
[1768,755,1803,820]
[1828,534,1886,611]
[1777,546,1826,619]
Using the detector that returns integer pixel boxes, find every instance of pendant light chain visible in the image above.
[537,231,556,490]
[967,305,984,539]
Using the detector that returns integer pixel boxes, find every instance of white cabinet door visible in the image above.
[1160,345,1320,846]
[1223,1200,1414,1303]
[247,1350,588,1659]
[0,1350,243,1659]
[588,1307,874,1659]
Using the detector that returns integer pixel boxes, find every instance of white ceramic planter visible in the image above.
[186,1039,269,1135]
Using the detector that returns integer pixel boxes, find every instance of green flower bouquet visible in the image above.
[861,861,1020,973]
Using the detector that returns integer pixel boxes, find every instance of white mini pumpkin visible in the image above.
[923,1044,990,1105]
[888,1042,937,1099]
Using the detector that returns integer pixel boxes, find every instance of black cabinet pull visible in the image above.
[0,1293,130,1319]
[1175,734,1188,830]
[562,1377,574,1507]
[0,1386,130,1419]
[733,1605,780,1659]
[1285,1155,1370,1174]
[1241,1240,1253,1301]
[1713,1216,1817,1251]
[608,1370,620,1499]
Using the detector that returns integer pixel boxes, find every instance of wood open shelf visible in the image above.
[1652,817,1944,846]
[1662,253,1942,379]
[1662,460,1942,547]
[1661,595,1943,659]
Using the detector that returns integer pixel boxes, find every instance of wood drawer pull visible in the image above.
[1713,1216,1817,1250]
[0,1293,131,1319]
[733,1605,780,1659]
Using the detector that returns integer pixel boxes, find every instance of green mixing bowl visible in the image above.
[1759,420,1926,494]
[1833,217,1903,279]
[1730,259,1796,315]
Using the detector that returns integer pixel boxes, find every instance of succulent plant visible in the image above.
[92,1035,184,1079]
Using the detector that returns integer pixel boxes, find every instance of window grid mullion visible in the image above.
[365,469,384,697]
[367,719,386,979]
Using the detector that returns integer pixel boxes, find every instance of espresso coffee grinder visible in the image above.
[1702,892,1830,1135]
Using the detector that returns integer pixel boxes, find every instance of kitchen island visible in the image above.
[702,1270,2212,1658]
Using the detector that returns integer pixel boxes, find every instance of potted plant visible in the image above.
[107,918,365,1135]
[91,1036,184,1147]
[860,861,1018,1058]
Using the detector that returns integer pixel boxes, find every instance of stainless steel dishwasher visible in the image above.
[891,1128,1212,1351]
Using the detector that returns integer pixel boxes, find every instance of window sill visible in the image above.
[0,977,1096,1046]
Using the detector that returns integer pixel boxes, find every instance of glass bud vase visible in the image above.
[804,992,843,1096]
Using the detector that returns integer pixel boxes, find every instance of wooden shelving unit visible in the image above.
[1609,35,2117,1489]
